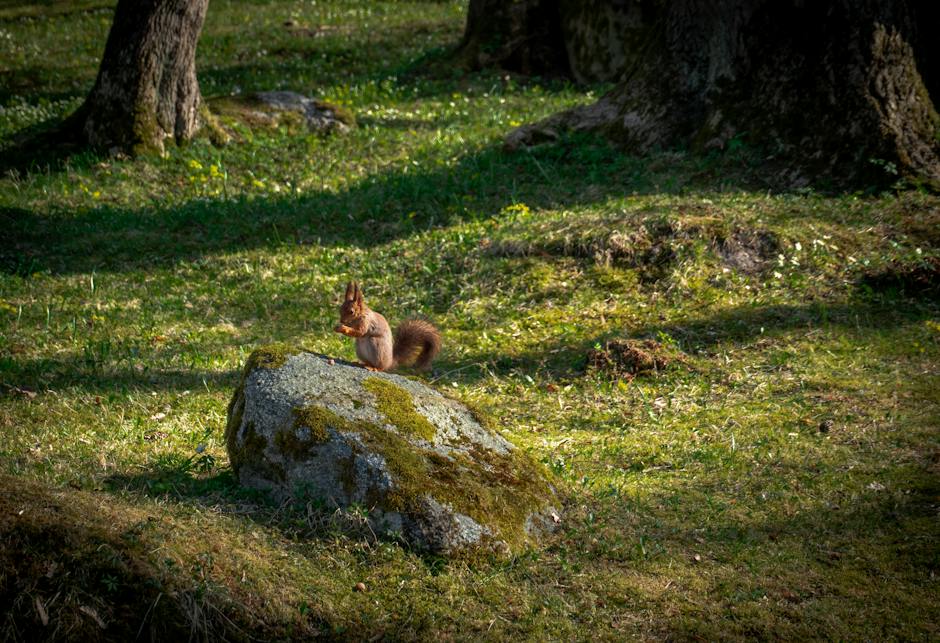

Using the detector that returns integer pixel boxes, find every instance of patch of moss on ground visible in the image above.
[207,95,354,134]
[362,377,437,442]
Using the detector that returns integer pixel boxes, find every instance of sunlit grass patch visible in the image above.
[1,0,939,639]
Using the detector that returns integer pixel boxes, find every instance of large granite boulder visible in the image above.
[225,345,560,554]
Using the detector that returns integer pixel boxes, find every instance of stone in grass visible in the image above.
[225,345,560,554]
[209,90,354,135]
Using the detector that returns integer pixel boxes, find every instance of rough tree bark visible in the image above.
[465,0,940,188]
[66,0,212,155]
[455,0,569,76]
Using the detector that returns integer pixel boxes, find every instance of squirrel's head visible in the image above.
[339,281,366,321]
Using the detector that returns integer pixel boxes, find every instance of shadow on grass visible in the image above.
[602,466,940,639]
[3,133,777,277]
[430,296,939,387]
[0,361,238,396]
[102,459,401,563]
[0,473,196,641]
[0,472,346,640]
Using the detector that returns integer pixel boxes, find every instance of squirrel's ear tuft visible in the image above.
[354,282,364,303]
[344,281,355,301]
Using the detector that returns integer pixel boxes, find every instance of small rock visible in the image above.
[252,91,354,134]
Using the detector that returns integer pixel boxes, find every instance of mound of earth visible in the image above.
[586,338,686,379]
[0,475,191,641]
[225,346,560,554]
[859,257,940,298]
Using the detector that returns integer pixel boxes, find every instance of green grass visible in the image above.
[2,0,939,639]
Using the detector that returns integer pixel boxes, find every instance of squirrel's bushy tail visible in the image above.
[393,319,441,370]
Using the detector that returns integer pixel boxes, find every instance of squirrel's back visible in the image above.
[393,319,441,370]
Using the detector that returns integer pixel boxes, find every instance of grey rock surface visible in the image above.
[225,346,559,554]
[251,90,352,133]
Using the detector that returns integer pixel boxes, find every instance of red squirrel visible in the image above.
[334,281,440,372]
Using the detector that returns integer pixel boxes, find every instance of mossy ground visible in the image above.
[1,0,939,639]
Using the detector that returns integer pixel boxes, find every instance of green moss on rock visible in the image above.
[226,344,304,470]
[363,377,437,442]
[292,406,338,443]
[245,343,301,373]
[224,349,555,548]
[324,400,553,547]
[317,100,356,127]
[275,405,347,458]
[228,421,267,471]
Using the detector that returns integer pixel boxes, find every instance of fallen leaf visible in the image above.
[79,605,106,629]
[35,597,48,626]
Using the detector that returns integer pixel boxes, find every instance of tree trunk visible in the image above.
[483,0,940,188]
[456,0,570,76]
[69,0,210,155]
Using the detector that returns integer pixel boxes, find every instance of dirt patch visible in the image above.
[859,257,940,298]
[714,229,780,274]
[586,339,686,379]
